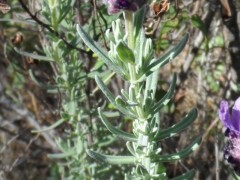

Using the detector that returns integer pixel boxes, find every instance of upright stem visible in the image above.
[124,10,157,176]
[124,11,134,49]
[124,11,144,119]
[124,11,136,83]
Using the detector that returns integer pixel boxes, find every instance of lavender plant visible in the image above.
[39,1,130,178]
[219,98,240,179]
[77,1,202,179]
[15,0,115,178]
[34,1,93,178]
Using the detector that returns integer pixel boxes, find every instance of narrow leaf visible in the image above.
[134,5,147,39]
[48,151,75,159]
[154,136,202,162]
[126,141,136,156]
[58,0,75,23]
[144,34,189,76]
[95,75,115,105]
[95,76,136,118]
[98,108,137,142]
[154,108,198,141]
[32,118,65,133]
[29,69,59,89]
[14,48,54,62]
[87,150,136,164]
[171,169,196,180]
[76,25,124,77]
[144,68,159,101]
[152,73,177,114]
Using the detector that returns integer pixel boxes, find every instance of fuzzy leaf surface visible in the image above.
[154,108,198,141]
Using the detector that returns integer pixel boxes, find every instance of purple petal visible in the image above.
[233,97,240,111]
[103,0,138,14]
[108,6,121,14]
[229,137,240,162]
[232,98,240,132]
[219,100,232,129]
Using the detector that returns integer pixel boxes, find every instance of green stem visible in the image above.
[124,11,145,119]
[124,11,134,49]
[123,10,157,176]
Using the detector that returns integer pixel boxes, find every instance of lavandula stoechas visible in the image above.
[219,98,240,175]
[103,0,146,14]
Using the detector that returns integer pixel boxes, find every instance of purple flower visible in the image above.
[103,0,139,14]
[219,98,240,174]
[219,98,240,136]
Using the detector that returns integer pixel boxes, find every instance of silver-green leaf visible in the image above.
[76,24,124,77]
[95,75,136,118]
[152,73,177,114]
[98,108,137,142]
[87,150,136,164]
[153,136,202,162]
[171,169,196,180]
[139,34,189,80]
[154,108,198,141]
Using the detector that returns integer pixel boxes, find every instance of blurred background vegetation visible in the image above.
[0,0,240,179]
